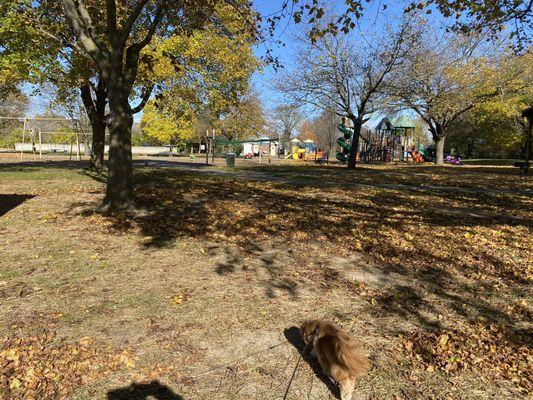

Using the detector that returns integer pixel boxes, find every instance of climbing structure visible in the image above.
[336,122,353,163]
[335,116,423,164]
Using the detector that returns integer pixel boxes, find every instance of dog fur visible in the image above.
[300,320,369,400]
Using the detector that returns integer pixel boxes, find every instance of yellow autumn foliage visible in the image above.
[137,2,258,144]
[140,100,197,145]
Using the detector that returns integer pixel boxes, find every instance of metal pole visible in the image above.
[211,129,215,165]
[31,129,37,160]
[20,118,26,160]
[205,130,209,165]
[525,116,532,174]
[76,131,80,160]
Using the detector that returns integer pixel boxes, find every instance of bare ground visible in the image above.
[0,159,531,400]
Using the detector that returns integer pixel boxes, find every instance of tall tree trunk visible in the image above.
[90,117,106,170]
[465,139,475,159]
[430,122,446,166]
[102,82,134,211]
[435,135,445,165]
[80,75,107,171]
[347,118,362,169]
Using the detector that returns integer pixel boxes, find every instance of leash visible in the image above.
[282,330,317,400]
[189,340,289,380]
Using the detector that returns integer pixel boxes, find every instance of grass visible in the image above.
[460,159,522,166]
[0,159,531,399]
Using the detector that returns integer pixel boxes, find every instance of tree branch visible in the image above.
[130,84,154,114]
[74,0,110,55]
[120,0,150,45]
[32,24,91,61]
[137,0,167,49]
[106,0,118,43]
[80,84,97,121]
[61,0,107,68]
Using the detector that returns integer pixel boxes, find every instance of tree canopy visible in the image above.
[388,33,531,163]
[278,13,422,167]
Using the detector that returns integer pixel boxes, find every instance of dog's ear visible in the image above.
[300,320,319,343]
[300,321,311,343]
[299,321,308,339]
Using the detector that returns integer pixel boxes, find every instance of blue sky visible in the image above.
[250,0,433,115]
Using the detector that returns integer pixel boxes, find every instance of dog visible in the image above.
[300,320,369,400]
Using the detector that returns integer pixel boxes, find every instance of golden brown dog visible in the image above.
[300,320,369,400]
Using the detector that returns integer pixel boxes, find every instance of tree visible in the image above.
[142,16,259,143]
[0,88,28,117]
[50,0,256,211]
[447,89,533,158]
[0,0,111,170]
[272,104,303,145]
[418,0,533,51]
[389,35,531,164]
[267,1,532,52]
[278,15,421,168]
[0,0,106,169]
[217,91,267,141]
[306,109,338,151]
[0,89,28,148]
[140,99,196,145]
[297,120,319,142]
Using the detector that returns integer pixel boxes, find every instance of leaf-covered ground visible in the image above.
[0,159,531,399]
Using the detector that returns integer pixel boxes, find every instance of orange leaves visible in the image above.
[0,332,126,400]
[402,325,532,394]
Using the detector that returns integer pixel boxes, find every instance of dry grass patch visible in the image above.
[0,161,531,399]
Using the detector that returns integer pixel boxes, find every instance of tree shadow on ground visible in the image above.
[283,326,340,399]
[212,243,300,299]
[82,168,108,183]
[117,169,532,249]
[68,167,531,349]
[107,381,183,400]
[131,160,211,169]
[0,160,90,170]
[0,194,34,217]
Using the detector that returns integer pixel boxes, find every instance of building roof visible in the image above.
[375,117,393,131]
[392,115,416,128]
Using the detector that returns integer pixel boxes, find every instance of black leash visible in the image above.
[282,331,317,400]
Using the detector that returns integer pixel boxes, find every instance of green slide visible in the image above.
[336,122,353,163]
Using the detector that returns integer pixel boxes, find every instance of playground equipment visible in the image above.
[0,116,88,160]
[335,116,418,163]
[445,155,461,165]
[336,121,353,163]
[290,145,307,160]
[314,149,329,164]
[409,150,425,163]
[409,143,427,163]
[288,138,318,160]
